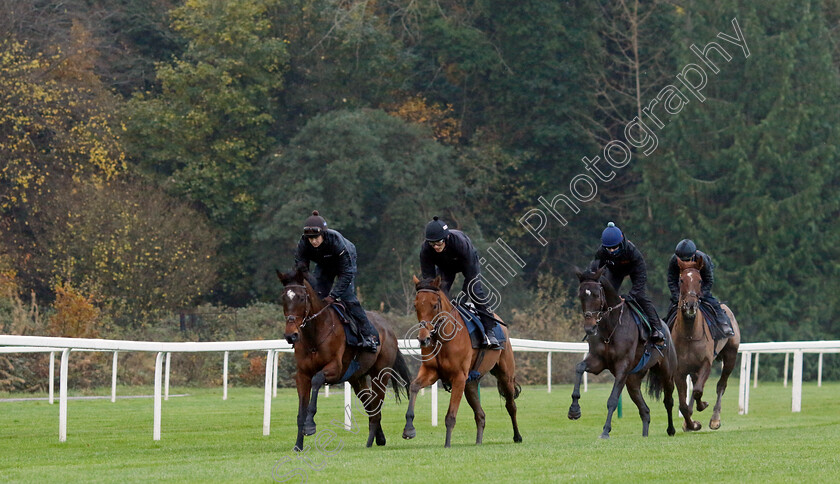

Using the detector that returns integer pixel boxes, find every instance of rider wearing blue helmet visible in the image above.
[591,222,665,343]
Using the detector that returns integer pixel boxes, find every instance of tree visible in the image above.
[123,0,289,303]
[253,109,459,309]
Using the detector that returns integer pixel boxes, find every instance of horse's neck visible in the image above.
[600,281,622,309]
[436,294,469,347]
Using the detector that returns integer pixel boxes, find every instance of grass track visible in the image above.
[1,381,839,483]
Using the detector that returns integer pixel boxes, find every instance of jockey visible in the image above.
[419,216,503,350]
[666,239,735,337]
[591,222,665,344]
[293,210,379,352]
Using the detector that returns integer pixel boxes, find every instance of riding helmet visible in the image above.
[303,210,327,236]
[425,216,450,242]
[675,239,697,261]
[600,222,624,247]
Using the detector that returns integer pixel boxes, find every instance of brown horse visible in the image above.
[569,267,677,439]
[672,258,741,431]
[402,276,522,447]
[277,268,410,451]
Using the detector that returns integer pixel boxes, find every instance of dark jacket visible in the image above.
[420,229,479,293]
[294,229,354,299]
[667,250,714,301]
[591,239,649,299]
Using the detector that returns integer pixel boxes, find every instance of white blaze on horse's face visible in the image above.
[286,289,295,300]
[585,289,592,296]
[687,273,694,282]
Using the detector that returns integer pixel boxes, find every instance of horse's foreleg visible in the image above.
[677,372,700,431]
[463,381,485,445]
[294,373,313,452]
[304,371,326,436]
[711,346,738,430]
[625,374,650,437]
[444,376,467,448]
[403,366,437,440]
[662,367,676,437]
[694,361,712,412]
[601,372,629,439]
[569,357,601,420]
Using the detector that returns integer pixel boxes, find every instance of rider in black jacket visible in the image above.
[666,239,735,337]
[591,222,665,343]
[419,216,502,350]
[294,211,378,352]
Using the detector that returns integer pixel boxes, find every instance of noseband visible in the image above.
[415,288,455,337]
[581,283,622,323]
[284,285,332,328]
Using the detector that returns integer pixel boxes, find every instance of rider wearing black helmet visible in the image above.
[666,239,735,337]
[591,222,665,343]
[294,210,379,352]
[419,216,503,350]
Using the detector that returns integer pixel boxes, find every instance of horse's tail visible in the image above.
[390,351,411,404]
[646,369,664,401]
[496,377,522,400]
[647,333,677,401]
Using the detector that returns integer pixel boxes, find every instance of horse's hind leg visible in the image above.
[463,381,485,444]
[711,345,737,430]
[491,349,522,443]
[625,375,650,437]
[403,365,438,440]
[601,372,629,439]
[350,377,386,448]
[304,371,326,436]
[677,372,701,431]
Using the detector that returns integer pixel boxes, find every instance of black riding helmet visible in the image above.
[424,216,450,242]
[303,210,327,237]
[675,239,697,261]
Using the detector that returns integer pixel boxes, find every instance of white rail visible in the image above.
[2,335,838,441]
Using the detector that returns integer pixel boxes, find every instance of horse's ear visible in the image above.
[277,269,289,285]
[594,265,606,280]
[574,267,584,281]
[413,275,420,285]
[695,255,705,270]
[677,258,690,271]
[433,275,441,288]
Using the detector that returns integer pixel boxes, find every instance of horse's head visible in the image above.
[677,257,705,319]
[277,268,313,345]
[575,266,608,336]
[413,275,446,347]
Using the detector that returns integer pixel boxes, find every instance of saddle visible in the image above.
[454,303,507,350]
[329,302,364,348]
[665,299,730,341]
[623,296,654,341]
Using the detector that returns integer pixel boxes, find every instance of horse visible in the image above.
[402,276,522,447]
[671,257,741,431]
[568,266,677,439]
[277,268,410,451]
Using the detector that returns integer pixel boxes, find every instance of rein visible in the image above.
[582,282,625,344]
[416,288,460,339]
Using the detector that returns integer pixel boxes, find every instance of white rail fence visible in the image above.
[1,335,837,442]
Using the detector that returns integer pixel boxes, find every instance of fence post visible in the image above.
[344,382,352,430]
[263,350,275,436]
[59,348,70,442]
[431,381,438,427]
[223,351,228,401]
[547,352,552,393]
[273,352,279,398]
[738,350,750,415]
[783,352,789,387]
[753,353,759,388]
[111,351,119,403]
[49,351,55,405]
[154,351,164,441]
[817,353,823,388]
[164,352,171,401]
[792,350,803,413]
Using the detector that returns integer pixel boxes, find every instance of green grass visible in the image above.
[1,381,839,483]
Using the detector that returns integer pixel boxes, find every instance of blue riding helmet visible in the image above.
[675,239,697,261]
[601,222,624,247]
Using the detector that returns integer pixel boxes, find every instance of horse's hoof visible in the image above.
[692,420,702,431]
[402,428,416,440]
[514,434,523,443]
[697,401,709,412]
[710,419,721,430]
[667,426,676,437]
[303,425,316,436]
[376,436,386,446]
[293,445,303,453]
[568,406,581,420]
[599,433,610,440]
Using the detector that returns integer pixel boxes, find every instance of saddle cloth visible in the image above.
[453,304,507,349]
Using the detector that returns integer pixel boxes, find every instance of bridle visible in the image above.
[283,284,335,347]
[415,288,459,338]
[679,269,701,312]
[580,281,624,343]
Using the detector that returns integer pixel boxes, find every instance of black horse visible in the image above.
[568,267,677,439]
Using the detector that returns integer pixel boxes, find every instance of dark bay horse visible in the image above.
[402,276,522,447]
[277,268,410,451]
[672,258,740,431]
[568,267,677,439]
